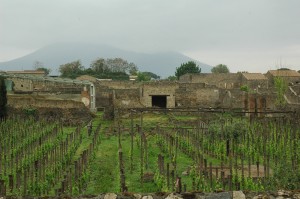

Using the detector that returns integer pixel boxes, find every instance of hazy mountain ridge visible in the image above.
[0,43,212,77]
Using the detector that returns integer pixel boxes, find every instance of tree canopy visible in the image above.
[211,64,230,73]
[175,61,201,79]
[278,68,290,70]
[59,60,84,78]
[0,76,7,120]
[36,68,51,76]
[136,71,160,81]
[33,61,51,76]
[59,58,139,80]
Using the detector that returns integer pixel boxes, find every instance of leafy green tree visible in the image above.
[33,61,51,76]
[0,76,7,120]
[59,60,84,78]
[90,58,138,75]
[167,76,177,81]
[36,68,51,76]
[137,72,151,82]
[106,58,138,74]
[138,71,160,80]
[90,58,109,73]
[211,64,230,73]
[175,61,201,79]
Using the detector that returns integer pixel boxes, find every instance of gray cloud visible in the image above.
[1,0,300,71]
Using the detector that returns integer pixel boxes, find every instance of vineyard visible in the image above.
[0,110,299,196]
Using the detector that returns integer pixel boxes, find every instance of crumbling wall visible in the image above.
[97,80,140,89]
[176,83,220,107]
[179,73,241,89]
[7,94,86,109]
[113,89,143,108]
[9,77,33,91]
[241,77,269,89]
[7,95,92,125]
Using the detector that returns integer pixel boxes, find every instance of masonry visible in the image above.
[3,70,300,119]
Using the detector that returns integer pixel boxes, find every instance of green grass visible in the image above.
[78,111,198,193]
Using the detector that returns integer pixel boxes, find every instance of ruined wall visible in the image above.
[241,77,269,89]
[141,82,178,108]
[113,88,143,108]
[176,83,220,107]
[179,73,241,89]
[7,94,92,125]
[96,80,140,89]
[266,73,300,87]
[9,77,33,91]
[33,81,83,93]
[7,94,85,109]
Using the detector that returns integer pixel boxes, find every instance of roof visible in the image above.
[267,70,300,77]
[76,75,97,82]
[6,70,45,75]
[242,73,267,80]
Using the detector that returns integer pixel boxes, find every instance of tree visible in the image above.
[59,60,84,78]
[36,68,51,76]
[33,60,44,69]
[33,61,51,76]
[211,64,230,73]
[137,72,151,82]
[167,76,177,81]
[175,61,201,79]
[140,72,160,80]
[0,76,7,120]
[90,58,138,75]
[90,58,109,73]
[106,58,138,74]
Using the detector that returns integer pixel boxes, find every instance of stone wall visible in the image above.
[7,94,92,125]
[7,94,86,109]
[97,80,140,89]
[9,77,33,91]
[141,82,178,108]
[179,73,241,89]
[176,84,220,107]
[241,78,269,89]
[114,88,143,108]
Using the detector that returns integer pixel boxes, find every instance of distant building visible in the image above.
[76,75,97,83]
[179,73,241,89]
[241,73,268,89]
[6,70,46,76]
[266,70,300,85]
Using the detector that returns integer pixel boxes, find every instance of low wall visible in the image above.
[7,94,92,125]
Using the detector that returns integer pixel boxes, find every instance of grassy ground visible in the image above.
[79,111,196,194]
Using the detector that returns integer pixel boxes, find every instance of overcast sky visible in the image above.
[1,0,300,73]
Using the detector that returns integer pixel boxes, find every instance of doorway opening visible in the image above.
[151,95,167,108]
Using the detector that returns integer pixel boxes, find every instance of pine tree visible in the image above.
[0,76,7,120]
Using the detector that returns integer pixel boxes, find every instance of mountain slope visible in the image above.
[0,43,212,78]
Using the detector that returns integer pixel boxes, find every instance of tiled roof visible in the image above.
[242,73,267,80]
[6,70,45,75]
[268,70,300,77]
